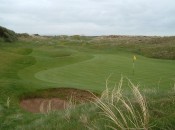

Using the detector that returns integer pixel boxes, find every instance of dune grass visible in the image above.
[90,77,150,130]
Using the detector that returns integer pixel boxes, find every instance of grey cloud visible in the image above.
[0,0,175,35]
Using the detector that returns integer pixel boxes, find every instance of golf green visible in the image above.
[31,51,175,91]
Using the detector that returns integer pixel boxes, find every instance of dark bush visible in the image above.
[34,34,40,36]
[17,33,30,38]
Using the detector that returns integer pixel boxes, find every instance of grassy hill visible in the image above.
[0,26,18,42]
[0,35,175,129]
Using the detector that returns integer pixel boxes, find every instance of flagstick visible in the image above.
[133,60,135,75]
[132,55,136,75]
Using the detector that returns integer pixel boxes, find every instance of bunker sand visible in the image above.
[20,88,97,113]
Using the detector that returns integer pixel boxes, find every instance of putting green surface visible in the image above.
[18,47,175,91]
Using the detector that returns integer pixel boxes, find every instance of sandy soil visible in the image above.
[20,88,96,113]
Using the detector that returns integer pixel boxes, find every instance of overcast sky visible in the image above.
[0,0,175,35]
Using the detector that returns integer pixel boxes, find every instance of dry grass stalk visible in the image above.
[46,100,52,113]
[79,114,88,126]
[6,97,10,108]
[92,77,150,130]
[39,101,45,113]
[64,95,76,122]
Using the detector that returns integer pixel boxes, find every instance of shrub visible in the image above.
[17,33,30,38]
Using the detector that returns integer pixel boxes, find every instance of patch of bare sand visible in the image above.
[20,98,69,113]
[20,88,97,113]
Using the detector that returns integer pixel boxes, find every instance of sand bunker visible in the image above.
[20,88,96,113]
[20,98,69,113]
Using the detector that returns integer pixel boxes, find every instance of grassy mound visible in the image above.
[0,26,18,42]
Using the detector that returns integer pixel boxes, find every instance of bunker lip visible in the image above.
[20,88,97,113]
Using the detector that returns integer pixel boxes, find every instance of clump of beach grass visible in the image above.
[91,77,150,130]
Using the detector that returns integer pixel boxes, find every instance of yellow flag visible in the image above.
[133,55,136,61]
